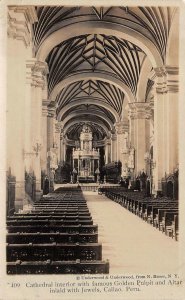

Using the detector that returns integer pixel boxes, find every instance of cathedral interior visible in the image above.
[6,6,179,275]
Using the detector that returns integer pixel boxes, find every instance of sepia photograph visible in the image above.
[1,0,185,299]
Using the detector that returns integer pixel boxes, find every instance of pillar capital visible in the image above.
[55,121,63,133]
[111,133,117,141]
[105,138,111,145]
[166,66,179,93]
[8,6,37,47]
[42,100,50,116]
[47,102,56,118]
[153,66,179,94]
[60,131,64,140]
[128,102,151,119]
[26,59,48,88]
[115,120,129,134]
[154,66,179,77]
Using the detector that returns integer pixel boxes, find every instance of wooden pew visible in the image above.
[171,215,179,241]
[7,243,102,261]
[161,211,179,234]
[102,187,179,242]
[148,203,178,225]
[7,224,98,234]
[7,259,109,274]
[7,215,92,221]
[31,209,90,213]
[154,208,178,230]
[13,212,91,216]
[7,232,98,244]
[7,219,93,226]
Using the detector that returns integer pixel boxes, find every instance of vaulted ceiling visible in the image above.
[56,79,124,117]
[33,6,174,60]
[32,6,176,142]
[66,122,107,141]
[46,34,145,96]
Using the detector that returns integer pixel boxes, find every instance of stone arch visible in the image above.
[57,98,120,123]
[63,118,111,137]
[136,56,153,102]
[37,20,163,68]
[61,110,114,132]
[50,71,135,103]
[121,95,129,121]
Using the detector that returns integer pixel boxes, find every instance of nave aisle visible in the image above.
[84,192,179,274]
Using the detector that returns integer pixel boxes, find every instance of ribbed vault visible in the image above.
[46,34,145,96]
[56,80,125,117]
[63,112,113,135]
[60,103,116,125]
[32,6,176,142]
[33,6,175,62]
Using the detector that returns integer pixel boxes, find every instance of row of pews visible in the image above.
[6,188,109,274]
[99,187,179,241]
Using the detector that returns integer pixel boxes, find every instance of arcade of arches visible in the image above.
[7,6,179,212]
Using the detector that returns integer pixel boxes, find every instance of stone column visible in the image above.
[111,133,117,161]
[41,100,50,175]
[105,138,111,164]
[63,137,67,162]
[128,102,151,176]
[115,121,129,177]
[28,60,48,200]
[60,131,65,163]
[165,67,179,173]
[24,63,34,174]
[7,6,37,211]
[55,121,63,163]
[47,103,56,151]
[153,67,179,193]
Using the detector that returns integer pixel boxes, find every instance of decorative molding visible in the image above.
[111,133,117,141]
[8,13,31,47]
[154,67,166,78]
[115,121,129,134]
[8,6,37,47]
[166,66,179,93]
[55,122,63,133]
[154,66,179,94]
[60,131,64,140]
[47,102,56,118]
[128,102,152,119]
[42,100,50,106]
[26,60,48,88]
[9,6,38,24]
[42,107,48,117]
[42,100,50,116]
[105,139,111,145]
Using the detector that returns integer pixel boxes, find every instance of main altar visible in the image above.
[72,124,100,183]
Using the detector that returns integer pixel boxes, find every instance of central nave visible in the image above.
[84,191,179,274]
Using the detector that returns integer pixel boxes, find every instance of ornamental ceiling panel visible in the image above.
[56,79,124,117]
[32,5,176,141]
[46,34,146,96]
[65,114,111,131]
[61,103,116,125]
[33,6,175,61]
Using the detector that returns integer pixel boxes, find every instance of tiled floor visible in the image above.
[84,191,179,274]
